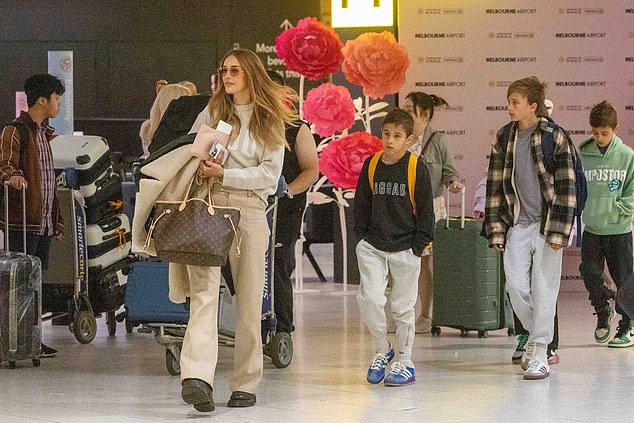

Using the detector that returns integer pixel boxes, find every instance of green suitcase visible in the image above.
[430,191,513,338]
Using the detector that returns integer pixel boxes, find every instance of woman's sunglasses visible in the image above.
[218,66,243,77]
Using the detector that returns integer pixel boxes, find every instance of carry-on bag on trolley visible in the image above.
[83,173,123,210]
[0,182,42,368]
[84,197,124,225]
[431,188,513,338]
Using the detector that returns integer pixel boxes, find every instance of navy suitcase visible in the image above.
[124,261,189,324]
[0,184,42,368]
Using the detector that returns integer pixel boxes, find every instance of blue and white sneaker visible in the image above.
[366,349,395,384]
[384,361,416,386]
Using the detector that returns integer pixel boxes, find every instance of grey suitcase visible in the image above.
[0,183,42,368]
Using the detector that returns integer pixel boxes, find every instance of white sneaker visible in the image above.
[415,315,432,334]
[523,359,550,380]
[520,340,536,370]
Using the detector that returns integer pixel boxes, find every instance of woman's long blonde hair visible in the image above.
[143,83,192,142]
[208,49,297,149]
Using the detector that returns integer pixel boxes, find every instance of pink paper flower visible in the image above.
[342,31,409,99]
[276,17,344,80]
[303,83,356,137]
[319,132,383,190]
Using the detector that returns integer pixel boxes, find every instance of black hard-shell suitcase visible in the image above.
[0,183,42,368]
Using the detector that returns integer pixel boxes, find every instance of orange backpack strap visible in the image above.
[408,153,417,213]
[368,152,383,192]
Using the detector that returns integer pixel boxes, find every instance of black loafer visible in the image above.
[227,391,256,407]
[181,378,215,412]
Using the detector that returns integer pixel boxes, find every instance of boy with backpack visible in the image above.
[485,76,580,380]
[0,73,66,358]
[354,109,434,386]
[579,101,634,347]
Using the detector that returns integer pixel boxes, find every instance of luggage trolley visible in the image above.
[41,169,97,344]
[125,190,293,375]
[261,195,293,368]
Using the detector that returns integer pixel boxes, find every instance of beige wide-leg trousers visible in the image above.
[180,187,270,394]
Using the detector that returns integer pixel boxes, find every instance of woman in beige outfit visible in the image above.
[180,49,296,412]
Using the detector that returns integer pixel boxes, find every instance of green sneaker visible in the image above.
[512,333,529,364]
[608,320,634,348]
[594,304,614,344]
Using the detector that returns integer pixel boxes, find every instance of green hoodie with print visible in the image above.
[579,134,634,235]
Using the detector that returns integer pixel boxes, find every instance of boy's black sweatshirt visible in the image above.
[353,152,435,256]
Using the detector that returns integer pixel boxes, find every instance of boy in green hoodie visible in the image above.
[579,101,634,347]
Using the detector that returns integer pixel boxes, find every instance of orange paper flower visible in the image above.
[342,32,409,99]
[319,132,383,190]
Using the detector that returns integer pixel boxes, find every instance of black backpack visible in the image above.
[497,117,588,246]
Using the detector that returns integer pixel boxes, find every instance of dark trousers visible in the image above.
[580,231,632,320]
[273,201,305,334]
[273,237,297,334]
[513,306,559,350]
[8,229,51,270]
[616,273,634,320]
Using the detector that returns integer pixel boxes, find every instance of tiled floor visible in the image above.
[1,244,632,423]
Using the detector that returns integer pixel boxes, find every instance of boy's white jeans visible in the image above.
[504,222,562,348]
[356,239,421,358]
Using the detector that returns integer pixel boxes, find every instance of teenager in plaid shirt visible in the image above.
[484,76,576,380]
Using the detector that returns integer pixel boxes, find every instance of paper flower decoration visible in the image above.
[319,132,383,190]
[303,83,355,137]
[275,17,344,80]
[341,31,409,99]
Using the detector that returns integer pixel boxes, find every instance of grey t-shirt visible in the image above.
[514,123,541,224]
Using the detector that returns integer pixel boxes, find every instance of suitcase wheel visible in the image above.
[431,326,441,336]
[32,359,40,367]
[166,348,181,376]
[478,330,488,339]
[460,329,469,337]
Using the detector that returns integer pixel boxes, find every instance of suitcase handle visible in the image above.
[444,186,466,230]
[4,180,27,253]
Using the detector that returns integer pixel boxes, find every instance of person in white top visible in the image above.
[180,49,296,413]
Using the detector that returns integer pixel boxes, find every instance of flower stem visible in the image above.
[364,95,370,133]
[299,75,305,119]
